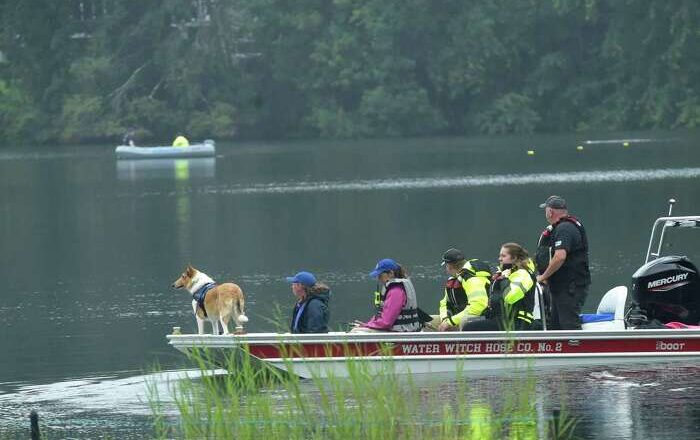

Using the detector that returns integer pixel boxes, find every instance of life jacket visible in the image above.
[535,215,590,281]
[487,260,537,327]
[444,276,468,316]
[376,278,422,332]
[444,259,492,316]
[192,282,215,317]
[373,285,382,310]
[535,225,554,274]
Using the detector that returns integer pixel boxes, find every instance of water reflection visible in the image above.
[0,362,697,439]
[3,133,700,438]
[175,163,193,259]
[116,157,216,181]
[0,369,218,439]
[195,167,700,196]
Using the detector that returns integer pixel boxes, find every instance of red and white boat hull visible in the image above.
[167,329,700,379]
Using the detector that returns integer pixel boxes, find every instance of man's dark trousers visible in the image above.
[549,282,589,330]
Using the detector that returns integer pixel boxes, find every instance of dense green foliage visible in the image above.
[1,0,699,144]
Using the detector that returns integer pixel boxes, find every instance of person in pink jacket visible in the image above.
[351,258,422,333]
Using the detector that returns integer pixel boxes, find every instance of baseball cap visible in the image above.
[286,271,317,287]
[441,248,465,266]
[369,258,400,278]
[539,195,567,209]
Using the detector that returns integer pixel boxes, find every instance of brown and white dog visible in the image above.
[171,265,249,335]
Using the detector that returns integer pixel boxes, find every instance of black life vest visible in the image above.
[487,266,537,325]
[192,282,215,317]
[444,260,492,316]
[535,225,554,274]
[535,215,590,282]
[444,277,468,316]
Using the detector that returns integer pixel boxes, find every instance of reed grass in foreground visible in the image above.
[149,347,578,439]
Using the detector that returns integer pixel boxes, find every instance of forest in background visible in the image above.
[1,0,699,145]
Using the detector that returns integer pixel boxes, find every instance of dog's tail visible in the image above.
[236,296,249,323]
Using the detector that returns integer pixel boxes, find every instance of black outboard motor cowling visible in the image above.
[630,256,700,325]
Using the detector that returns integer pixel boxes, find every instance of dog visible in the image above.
[171,265,249,335]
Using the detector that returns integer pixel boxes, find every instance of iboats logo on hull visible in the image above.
[647,273,690,292]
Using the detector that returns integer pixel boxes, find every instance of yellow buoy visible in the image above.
[576,145,584,151]
[623,142,630,147]
[527,150,535,156]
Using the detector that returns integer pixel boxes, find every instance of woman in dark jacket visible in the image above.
[286,271,330,333]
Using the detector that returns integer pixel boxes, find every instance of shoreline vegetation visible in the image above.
[2,1,699,145]
[148,347,578,439]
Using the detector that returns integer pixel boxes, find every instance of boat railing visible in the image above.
[535,283,547,331]
[645,214,700,263]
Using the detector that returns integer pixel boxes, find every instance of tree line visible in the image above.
[0,0,698,145]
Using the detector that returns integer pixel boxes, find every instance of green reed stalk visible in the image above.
[150,342,579,439]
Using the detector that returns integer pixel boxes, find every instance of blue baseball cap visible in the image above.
[369,258,400,278]
[286,271,317,287]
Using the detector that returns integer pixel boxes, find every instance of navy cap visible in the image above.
[369,258,400,278]
[539,195,567,209]
[286,271,317,287]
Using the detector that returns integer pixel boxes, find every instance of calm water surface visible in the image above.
[1,132,699,438]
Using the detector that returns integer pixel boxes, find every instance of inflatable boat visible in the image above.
[115,140,215,159]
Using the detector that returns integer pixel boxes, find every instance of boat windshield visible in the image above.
[646,215,700,263]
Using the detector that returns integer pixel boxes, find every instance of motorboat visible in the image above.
[167,203,700,379]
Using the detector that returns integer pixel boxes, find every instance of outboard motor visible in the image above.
[628,256,700,326]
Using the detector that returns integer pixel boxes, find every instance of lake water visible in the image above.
[1,132,699,438]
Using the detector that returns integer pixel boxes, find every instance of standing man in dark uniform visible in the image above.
[535,195,591,330]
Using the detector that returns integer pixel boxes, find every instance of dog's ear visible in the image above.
[186,264,195,275]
